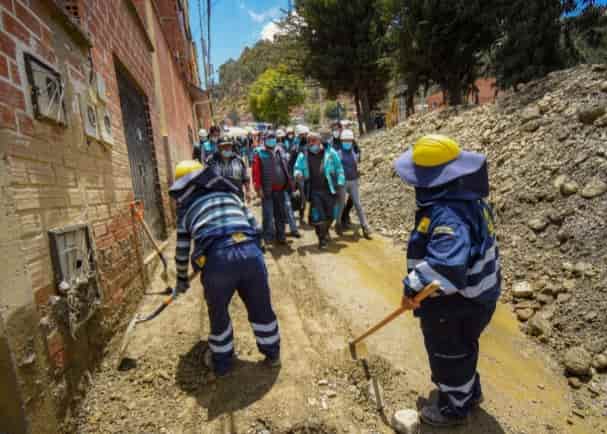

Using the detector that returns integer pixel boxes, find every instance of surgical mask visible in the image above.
[221,150,233,158]
[266,139,277,147]
[342,142,353,151]
[309,144,321,154]
[333,131,340,139]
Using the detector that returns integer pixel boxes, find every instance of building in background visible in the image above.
[0,1,210,432]
[426,78,498,110]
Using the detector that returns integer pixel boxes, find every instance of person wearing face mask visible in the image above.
[205,136,251,202]
[203,126,220,160]
[294,132,345,249]
[276,129,301,238]
[285,127,296,152]
[252,131,293,245]
[336,130,371,239]
[331,122,342,150]
[194,129,209,162]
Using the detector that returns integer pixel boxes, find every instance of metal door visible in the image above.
[116,64,165,243]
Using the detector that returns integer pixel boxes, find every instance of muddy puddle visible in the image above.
[304,234,596,434]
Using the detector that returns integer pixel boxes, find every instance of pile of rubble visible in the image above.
[359,64,607,397]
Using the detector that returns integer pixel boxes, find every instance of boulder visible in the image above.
[564,347,592,376]
[528,315,552,337]
[580,178,607,199]
[592,354,607,371]
[512,281,534,299]
[578,105,606,125]
[516,308,535,322]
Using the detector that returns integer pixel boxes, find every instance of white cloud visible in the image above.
[248,6,281,23]
[261,21,284,41]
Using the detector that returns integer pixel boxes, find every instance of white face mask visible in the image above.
[333,131,340,138]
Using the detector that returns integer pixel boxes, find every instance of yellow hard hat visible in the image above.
[412,135,461,167]
[175,160,203,180]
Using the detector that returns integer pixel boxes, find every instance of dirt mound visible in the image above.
[359,64,607,407]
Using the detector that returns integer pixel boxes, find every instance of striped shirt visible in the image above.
[175,191,258,287]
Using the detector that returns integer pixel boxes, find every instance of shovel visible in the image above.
[131,201,173,292]
[348,280,440,360]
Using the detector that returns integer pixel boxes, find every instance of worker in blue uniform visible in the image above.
[394,135,501,427]
[170,160,281,377]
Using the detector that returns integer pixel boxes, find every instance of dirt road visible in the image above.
[70,219,604,433]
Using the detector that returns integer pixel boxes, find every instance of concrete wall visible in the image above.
[0,1,201,432]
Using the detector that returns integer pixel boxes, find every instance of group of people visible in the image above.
[172,129,500,428]
[192,121,372,250]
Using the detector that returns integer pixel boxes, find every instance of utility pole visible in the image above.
[207,0,211,86]
[198,0,209,89]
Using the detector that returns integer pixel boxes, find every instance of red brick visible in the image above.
[0,54,7,78]
[0,80,24,110]
[9,59,19,85]
[14,1,40,38]
[0,31,16,58]
[17,111,33,136]
[34,284,55,307]
[3,11,30,43]
[0,103,16,129]
[0,0,13,13]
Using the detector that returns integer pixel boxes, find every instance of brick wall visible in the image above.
[0,1,198,431]
[426,78,498,110]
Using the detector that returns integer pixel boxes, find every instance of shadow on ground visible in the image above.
[416,391,506,434]
[175,341,280,422]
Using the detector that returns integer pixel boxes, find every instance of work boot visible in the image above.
[362,228,373,240]
[335,223,344,236]
[420,403,468,427]
[203,347,232,377]
[263,354,281,369]
[289,231,302,239]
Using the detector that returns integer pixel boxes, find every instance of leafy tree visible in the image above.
[248,66,306,125]
[389,0,501,106]
[292,0,391,133]
[305,104,321,125]
[324,100,346,120]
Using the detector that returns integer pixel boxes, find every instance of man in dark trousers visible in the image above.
[395,135,500,427]
[252,131,293,245]
[170,160,281,377]
[294,132,345,249]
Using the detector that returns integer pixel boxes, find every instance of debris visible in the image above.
[392,409,420,434]
[512,281,534,299]
[564,347,592,376]
[580,178,607,199]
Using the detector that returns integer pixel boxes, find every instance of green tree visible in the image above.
[324,100,344,120]
[292,0,391,133]
[305,104,321,125]
[248,66,306,125]
[389,0,500,106]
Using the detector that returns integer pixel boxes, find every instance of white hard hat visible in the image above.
[286,127,294,134]
[276,129,286,138]
[295,125,310,135]
[341,129,354,141]
[199,129,208,137]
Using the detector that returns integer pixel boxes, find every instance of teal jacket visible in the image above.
[294,147,346,194]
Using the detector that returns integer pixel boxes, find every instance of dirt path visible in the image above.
[70,214,603,433]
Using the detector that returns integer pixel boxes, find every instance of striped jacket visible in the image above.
[404,198,501,306]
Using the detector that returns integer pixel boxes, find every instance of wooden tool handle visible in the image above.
[351,281,440,346]
[131,201,165,259]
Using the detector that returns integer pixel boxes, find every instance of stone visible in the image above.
[516,308,535,322]
[392,409,420,434]
[512,281,534,299]
[564,347,592,376]
[568,377,582,389]
[584,311,598,322]
[578,105,606,125]
[521,106,541,123]
[562,279,576,291]
[522,120,540,133]
[600,81,607,92]
[528,217,549,232]
[557,293,572,303]
[560,181,579,196]
[573,262,591,277]
[536,294,555,305]
[580,178,607,199]
[592,354,607,371]
[528,315,552,337]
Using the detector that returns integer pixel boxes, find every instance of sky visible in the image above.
[189,0,291,87]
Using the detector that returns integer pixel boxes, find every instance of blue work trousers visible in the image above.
[202,242,280,375]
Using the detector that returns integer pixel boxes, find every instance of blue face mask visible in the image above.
[309,144,321,154]
[221,150,233,158]
[342,142,352,151]
[266,138,277,147]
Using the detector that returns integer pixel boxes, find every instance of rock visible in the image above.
[592,354,607,371]
[560,181,579,196]
[512,281,534,299]
[580,178,607,199]
[521,106,541,123]
[392,409,420,434]
[528,315,552,337]
[536,294,555,305]
[573,262,591,277]
[516,308,535,322]
[562,279,576,291]
[564,347,592,376]
[578,105,606,125]
[528,217,549,232]
[522,120,540,133]
[568,377,582,389]
[584,311,598,322]
[557,293,572,303]
[600,81,607,92]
